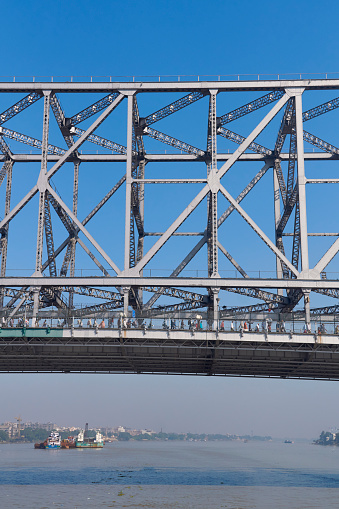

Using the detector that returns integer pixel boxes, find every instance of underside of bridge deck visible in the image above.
[1,329,339,379]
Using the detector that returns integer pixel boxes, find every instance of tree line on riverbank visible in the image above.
[0,427,272,443]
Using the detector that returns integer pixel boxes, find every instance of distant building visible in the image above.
[23,422,56,431]
[140,429,155,435]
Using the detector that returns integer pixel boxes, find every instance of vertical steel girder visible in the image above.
[69,162,79,307]
[274,100,296,279]
[207,90,218,279]
[35,92,51,275]
[292,200,300,273]
[0,137,13,158]
[0,161,13,305]
[59,162,79,281]
[273,168,284,287]
[44,193,57,277]
[0,160,10,189]
[295,92,309,276]
[124,94,135,275]
[286,105,297,201]
[32,92,51,323]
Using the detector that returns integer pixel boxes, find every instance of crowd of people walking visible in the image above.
[0,315,337,334]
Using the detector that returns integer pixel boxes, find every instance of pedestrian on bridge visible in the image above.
[100,319,105,328]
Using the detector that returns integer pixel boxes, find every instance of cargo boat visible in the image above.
[34,424,104,449]
[61,436,76,448]
[76,423,103,448]
[34,431,61,449]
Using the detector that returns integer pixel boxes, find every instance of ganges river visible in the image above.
[0,439,339,508]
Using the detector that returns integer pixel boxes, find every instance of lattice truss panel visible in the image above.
[1,80,339,323]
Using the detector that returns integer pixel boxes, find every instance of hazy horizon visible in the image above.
[1,373,337,440]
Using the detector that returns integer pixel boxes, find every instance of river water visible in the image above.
[0,440,339,508]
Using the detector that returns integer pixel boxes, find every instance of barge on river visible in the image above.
[34,423,103,449]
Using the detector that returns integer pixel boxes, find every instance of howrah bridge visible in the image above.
[0,75,339,378]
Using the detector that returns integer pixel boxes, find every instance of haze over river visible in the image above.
[0,440,339,508]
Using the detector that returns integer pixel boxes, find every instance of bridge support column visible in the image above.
[304,290,311,329]
[124,93,135,272]
[32,288,40,327]
[123,287,130,319]
[33,91,51,326]
[295,90,311,328]
[208,287,219,330]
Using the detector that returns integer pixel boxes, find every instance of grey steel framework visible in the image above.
[1,78,339,376]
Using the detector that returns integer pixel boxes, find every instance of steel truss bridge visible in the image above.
[2,78,339,377]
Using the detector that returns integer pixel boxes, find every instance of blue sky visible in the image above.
[1,0,339,438]
[2,0,338,80]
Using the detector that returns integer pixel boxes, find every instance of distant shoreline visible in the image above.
[0,434,273,445]
[0,426,275,444]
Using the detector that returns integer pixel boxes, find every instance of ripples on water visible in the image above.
[0,440,339,508]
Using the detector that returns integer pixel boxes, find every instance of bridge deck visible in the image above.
[1,328,338,379]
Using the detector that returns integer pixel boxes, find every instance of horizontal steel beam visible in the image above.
[307,179,339,184]
[1,79,339,92]
[0,277,337,289]
[5,152,337,163]
[283,232,339,236]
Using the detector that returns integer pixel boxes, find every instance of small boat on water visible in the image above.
[34,431,61,449]
[284,439,294,444]
[76,423,104,448]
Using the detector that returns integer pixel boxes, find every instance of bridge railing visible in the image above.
[1,73,339,83]
[2,316,338,335]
